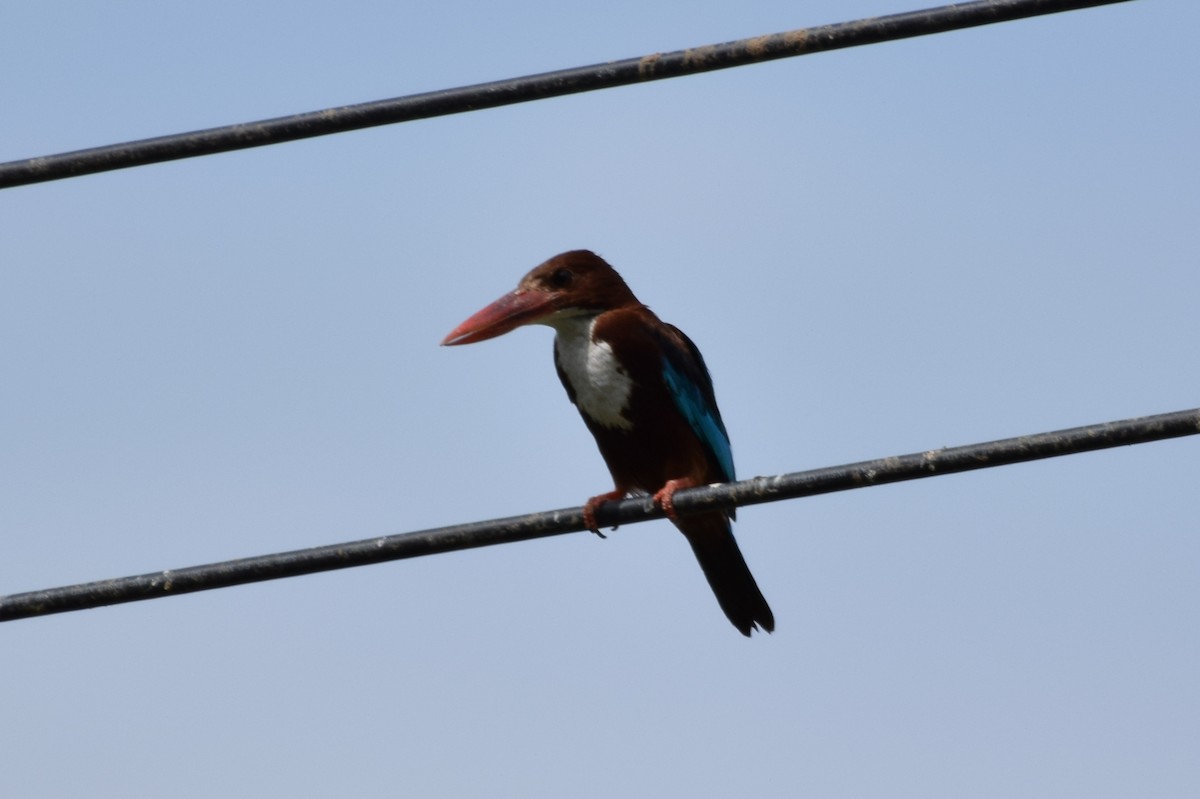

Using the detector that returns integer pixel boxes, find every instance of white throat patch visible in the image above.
[549,315,634,431]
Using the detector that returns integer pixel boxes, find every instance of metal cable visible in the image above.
[2,406,1194,623]
[0,0,1136,189]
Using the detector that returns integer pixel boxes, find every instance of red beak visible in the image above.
[441,289,559,346]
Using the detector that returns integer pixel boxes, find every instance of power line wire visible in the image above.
[2,407,1194,623]
[0,0,1135,190]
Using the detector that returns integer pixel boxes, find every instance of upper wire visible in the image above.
[0,0,1136,189]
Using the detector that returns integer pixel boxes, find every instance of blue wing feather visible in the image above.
[661,354,735,484]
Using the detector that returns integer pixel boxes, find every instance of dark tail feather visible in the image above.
[680,513,774,636]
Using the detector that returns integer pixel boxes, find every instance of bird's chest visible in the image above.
[553,318,635,432]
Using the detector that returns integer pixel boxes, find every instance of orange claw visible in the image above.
[583,489,626,537]
[652,477,700,525]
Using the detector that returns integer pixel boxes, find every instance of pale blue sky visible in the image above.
[3,1,1198,796]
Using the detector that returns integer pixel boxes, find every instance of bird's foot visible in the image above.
[652,477,700,525]
[583,490,626,537]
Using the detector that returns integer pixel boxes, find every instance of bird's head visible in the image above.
[442,250,638,346]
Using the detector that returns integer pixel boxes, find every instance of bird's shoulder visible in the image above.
[591,306,685,372]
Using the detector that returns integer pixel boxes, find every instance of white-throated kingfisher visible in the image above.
[442,250,774,636]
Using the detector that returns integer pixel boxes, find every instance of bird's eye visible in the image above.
[549,268,574,288]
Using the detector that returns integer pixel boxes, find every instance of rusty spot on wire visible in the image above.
[638,53,662,78]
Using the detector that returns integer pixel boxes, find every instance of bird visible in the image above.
[442,250,774,636]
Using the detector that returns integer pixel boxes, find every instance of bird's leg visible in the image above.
[652,477,700,525]
[583,489,626,537]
